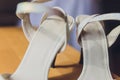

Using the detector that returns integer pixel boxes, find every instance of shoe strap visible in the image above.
[77,13,120,47]
[107,25,120,47]
[16,2,71,52]
[16,2,66,41]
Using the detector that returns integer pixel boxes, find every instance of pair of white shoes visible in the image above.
[1,2,120,80]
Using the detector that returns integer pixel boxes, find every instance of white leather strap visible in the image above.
[16,2,66,41]
[77,13,120,47]
[107,25,120,47]
[16,2,72,52]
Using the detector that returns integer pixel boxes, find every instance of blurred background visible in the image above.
[0,0,24,25]
[0,0,120,76]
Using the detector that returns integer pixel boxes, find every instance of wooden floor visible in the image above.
[0,27,28,73]
[0,27,119,80]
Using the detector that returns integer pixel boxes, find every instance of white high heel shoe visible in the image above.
[0,2,74,80]
[76,13,120,80]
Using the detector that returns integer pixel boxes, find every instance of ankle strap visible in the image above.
[16,2,72,52]
[77,13,120,47]
[16,2,67,41]
[107,25,120,47]
[16,2,65,20]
